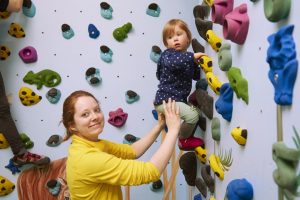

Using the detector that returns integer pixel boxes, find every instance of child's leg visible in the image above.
[0,72,26,155]
[155,102,199,138]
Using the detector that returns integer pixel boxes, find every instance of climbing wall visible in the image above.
[0,0,198,199]
[0,0,300,199]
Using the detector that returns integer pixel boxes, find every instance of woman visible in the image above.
[62,90,181,200]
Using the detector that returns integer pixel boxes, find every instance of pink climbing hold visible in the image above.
[211,0,234,25]
[19,46,37,63]
[223,4,249,45]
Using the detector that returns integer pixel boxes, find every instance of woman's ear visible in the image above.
[69,125,77,132]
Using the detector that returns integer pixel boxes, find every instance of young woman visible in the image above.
[62,90,181,200]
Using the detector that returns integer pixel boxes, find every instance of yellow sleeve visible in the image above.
[101,139,137,159]
[78,150,161,186]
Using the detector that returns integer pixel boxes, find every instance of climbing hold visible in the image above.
[209,149,233,180]
[228,67,249,104]
[18,46,38,63]
[231,127,247,146]
[267,25,298,105]
[46,179,62,196]
[88,24,100,39]
[46,88,61,104]
[195,88,214,119]
[108,108,128,127]
[61,24,74,39]
[22,0,36,18]
[179,152,197,186]
[195,18,212,42]
[0,11,11,19]
[225,179,253,200]
[193,4,210,20]
[100,45,113,63]
[19,87,42,106]
[195,78,208,91]
[195,146,207,164]
[215,83,233,122]
[211,117,221,141]
[211,0,234,25]
[204,0,214,7]
[223,4,249,45]
[150,45,161,63]
[195,177,207,198]
[85,67,102,85]
[20,133,34,149]
[123,134,140,145]
[0,45,11,61]
[23,69,62,90]
[113,22,132,42]
[46,134,63,147]
[150,179,163,191]
[199,55,213,73]
[8,22,26,38]
[100,2,113,19]
[5,159,21,174]
[178,136,204,151]
[0,133,9,149]
[206,72,222,95]
[206,30,222,52]
[146,3,160,17]
[264,0,291,22]
[201,164,215,194]
[0,175,15,196]
[218,43,232,71]
[194,193,202,200]
[125,90,140,104]
[192,38,205,53]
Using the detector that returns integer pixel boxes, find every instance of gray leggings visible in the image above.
[155,101,200,124]
[0,72,25,155]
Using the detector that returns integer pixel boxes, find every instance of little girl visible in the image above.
[154,19,206,146]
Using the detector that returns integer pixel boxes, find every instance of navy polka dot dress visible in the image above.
[154,48,200,105]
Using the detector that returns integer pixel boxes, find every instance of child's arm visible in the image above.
[194,52,207,63]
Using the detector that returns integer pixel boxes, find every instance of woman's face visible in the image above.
[71,96,104,141]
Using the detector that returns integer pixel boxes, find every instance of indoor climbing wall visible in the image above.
[0,0,300,200]
[0,0,198,199]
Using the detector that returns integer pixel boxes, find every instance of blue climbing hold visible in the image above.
[150,45,161,63]
[267,24,298,105]
[88,24,100,39]
[22,0,36,18]
[100,2,113,19]
[215,83,233,122]
[146,3,161,17]
[85,67,102,85]
[5,158,21,175]
[225,178,253,200]
[61,24,74,39]
[100,45,113,63]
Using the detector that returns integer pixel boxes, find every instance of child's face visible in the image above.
[166,25,190,51]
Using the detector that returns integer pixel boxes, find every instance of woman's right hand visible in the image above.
[162,98,181,134]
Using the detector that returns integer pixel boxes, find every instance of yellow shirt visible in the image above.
[67,135,160,200]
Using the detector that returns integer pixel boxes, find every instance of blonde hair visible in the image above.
[162,19,192,47]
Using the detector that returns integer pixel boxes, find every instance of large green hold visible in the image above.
[228,67,249,104]
[113,22,132,42]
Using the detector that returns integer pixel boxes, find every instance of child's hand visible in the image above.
[163,98,181,133]
[194,52,207,63]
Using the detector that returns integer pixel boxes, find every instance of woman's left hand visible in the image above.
[157,112,166,129]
